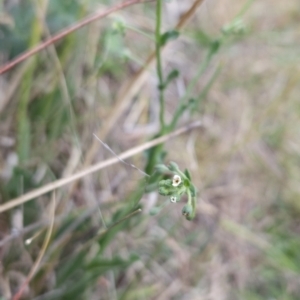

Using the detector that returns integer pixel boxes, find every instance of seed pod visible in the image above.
[182,204,195,221]
[182,204,192,217]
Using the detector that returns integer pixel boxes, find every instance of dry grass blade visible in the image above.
[12,192,56,300]
[0,121,202,213]
[0,0,155,75]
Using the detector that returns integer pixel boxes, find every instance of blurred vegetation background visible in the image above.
[1,0,300,299]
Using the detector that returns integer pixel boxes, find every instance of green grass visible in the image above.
[1,0,300,299]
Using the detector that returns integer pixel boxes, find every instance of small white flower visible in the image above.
[172,174,181,187]
[170,196,177,203]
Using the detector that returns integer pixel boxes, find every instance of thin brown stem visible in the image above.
[0,121,202,213]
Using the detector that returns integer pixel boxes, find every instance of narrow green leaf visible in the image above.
[159,30,179,46]
[164,69,179,88]
[184,169,192,180]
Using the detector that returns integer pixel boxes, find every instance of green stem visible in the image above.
[144,0,166,175]
[155,0,165,131]
[168,46,216,131]
[187,189,196,220]
[187,188,192,206]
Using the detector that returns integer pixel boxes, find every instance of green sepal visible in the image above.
[155,164,170,174]
[183,178,191,187]
[168,161,179,172]
[184,169,192,180]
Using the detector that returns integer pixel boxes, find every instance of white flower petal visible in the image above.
[170,196,177,203]
[172,174,181,187]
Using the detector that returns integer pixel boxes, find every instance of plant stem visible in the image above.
[155,0,165,131]
[168,45,217,131]
[186,188,196,220]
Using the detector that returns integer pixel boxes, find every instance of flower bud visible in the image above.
[168,161,179,172]
[158,179,172,187]
[182,204,194,221]
[158,186,172,196]
[155,164,170,173]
